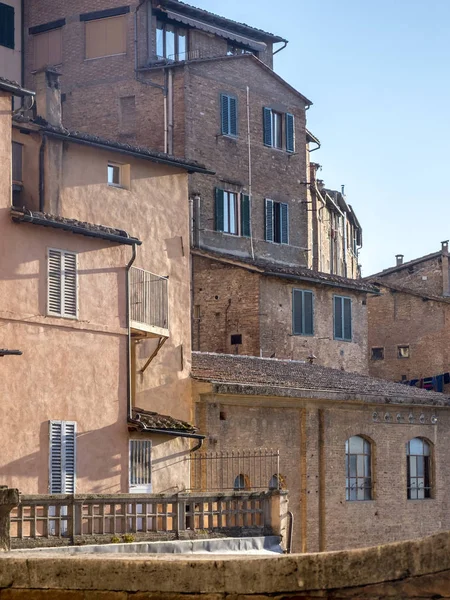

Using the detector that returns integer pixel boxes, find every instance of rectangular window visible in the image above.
[129,440,152,492]
[108,163,121,186]
[48,249,78,318]
[334,295,352,341]
[85,15,126,59]
[33,28,62,69]
[0,2,14,49]
[49,420,77,493]
[156,20,187,61]
[215,188,250,237]
[263,107,294,151]
[398,345,410,359]
[265,199,288,244]
[292,289,314,336]
[220,93,238,137]
[371,347,384,360]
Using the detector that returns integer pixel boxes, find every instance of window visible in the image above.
[371,347,384,361]
[227,43,254,56]
[220,93,238,137]
[85,15,126,59]
[215,188,250,237]
[12,142,23,185]
[156,20,186,61]
[263,107,295,152]
[407,438,431,499]
[0,2,14,49]
[129,440,152,493]
[48,249,77,318]
[334,295,352,341]
[33,28,62,69]
[233,474,251,490]
[268,474,286,490]
[398,345,410,359]
[265,199,288,244]
[345,435,372,501]
[49,420,76,493]
[292,289,314,336]
[108,163,121,186]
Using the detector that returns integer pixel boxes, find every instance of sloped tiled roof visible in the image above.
[130,407,198,433]
[367,251,442,279]
[0,76,34,97]
[191,352,450,406]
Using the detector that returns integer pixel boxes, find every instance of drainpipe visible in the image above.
[168,67,174,155]
[273,41,288,56]
[126,244,137,421]
[38,134,47,212]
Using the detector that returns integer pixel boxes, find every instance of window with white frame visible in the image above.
[129,440,152,493]
[107,163,121,186]
[263,107,295,152]
[48,249,77,318]
[214,188,250,237]
[156,20,187,61]
[49,420,77,493]
[265,199,288,244]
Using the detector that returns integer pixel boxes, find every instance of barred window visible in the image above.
[345,435,372,501]
[407,438,431,499]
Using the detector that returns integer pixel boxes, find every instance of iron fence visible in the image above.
[129,266,169,332]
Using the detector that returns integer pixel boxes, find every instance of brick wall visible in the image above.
[377,254,445,296]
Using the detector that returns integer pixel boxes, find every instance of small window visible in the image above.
[334,295,352,341]
[220,93,238,137]
[407,438,431,500]
[85,15,126,59]
[33,27,63,69]
[263,107,295,152]
[227,43,254,56]
[108,163,121,186]
[398,345,410,359]
[0,2,14,49]
[49,420,77,493]
[234,474,251,491]
[156,20,187,61]
[215,189,250,237]
[129,440,152,493]
[371,347,384,361]
[345,435,372,501]
[292,289,314,336]
[230,334,242,345]
[268,474,286,490]
[48,249,78,319]
[265,199,288,244]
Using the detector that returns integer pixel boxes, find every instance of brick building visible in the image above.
[367,242,450,392]
[192,351,450,552]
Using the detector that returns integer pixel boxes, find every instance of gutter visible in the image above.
[0,80,35,97]
[263,270,378,294]
[273,40,288,56]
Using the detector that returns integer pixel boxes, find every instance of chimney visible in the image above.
[441,240,449,254]
[33,67,62,128]
[395,254,404,267]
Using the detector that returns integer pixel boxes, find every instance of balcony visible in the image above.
[129,267,169,339]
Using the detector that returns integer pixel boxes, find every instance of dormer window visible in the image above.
[156,20,187,61]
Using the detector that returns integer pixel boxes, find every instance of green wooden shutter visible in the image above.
[280,203,289,244]
[334,296,343,339]
[265,198,273,241]
[220,94,229,135]
[304,291,314,335]
[241,194,250,237]
[286,113,295,152]
[292,289,303,334]
[263,107,272,146]
[343,297,352,340]
[229,96,237,136]
[0,3,14,49]
[215,188,225,231]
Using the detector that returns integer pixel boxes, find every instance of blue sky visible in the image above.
[192,0,450,274]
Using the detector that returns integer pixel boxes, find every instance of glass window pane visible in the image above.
[108,164,120,185]
[417,486,425,499]
[229,193,237,234]
[156,22,164,57]
[349,436,363,454]
[410,456,417,477]
[349,454,357,477]
[357,485,365,501]
[409,438,423,455]
[177,29,186,59]
[364,440,371,454]
[165,25,175,59]
[423,441,430,456]
[364,455,371,477]
[223,192,229,232]
[357,455,364,477]
[417,457,424,477]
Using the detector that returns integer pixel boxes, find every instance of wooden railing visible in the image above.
[9,491,286,549]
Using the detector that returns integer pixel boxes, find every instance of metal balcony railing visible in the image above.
[129,267,169,337]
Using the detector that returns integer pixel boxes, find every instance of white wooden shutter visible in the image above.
[49,420,77,493]
[48,249,77,318]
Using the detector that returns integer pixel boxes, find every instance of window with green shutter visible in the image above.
[292,289,314,335]
[0,2,14,49]
[334,295,352,341]
[220,93,238,136]
[286,113,295,152]
[215,188,238,235]
[265,199,289,244]
[240,194,250,237]
[264,107,295,152]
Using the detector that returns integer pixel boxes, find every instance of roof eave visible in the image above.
[0,80,35,97]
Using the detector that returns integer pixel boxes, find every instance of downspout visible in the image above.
[39,134,47,212]
[126,244,137,421]
[168,67,174,154]
[20,0,25,90]
[273,41,288,56]
[246,85,255,261]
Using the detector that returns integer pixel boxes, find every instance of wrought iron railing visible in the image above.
[129,266,169,333]
[189,449,281,492]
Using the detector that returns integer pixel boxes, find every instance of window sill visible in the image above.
[292,332,314,337]
[219,134,239,141]
[108,183,128,190]
[334,337,352,343]
[215,230,240,237]
[47,312,78,321]
[84,53,126,62]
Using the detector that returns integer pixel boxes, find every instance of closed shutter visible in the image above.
[292,289,303,335]
[343,297,352,340]
[229,95,237,136]
[215,188,225,231]
[286,113,295,152]
[48,249,78,318]
[263,107,272,146]
[220,94,229,135]
[0,2,14,49]
[334,295,343,339]
[49,420,77,493]
[304,290,314,335]
[129,440,152,489]
[241,194,250,237]
[293,290,314,335]
[280,203,289,244]
[48,249,62,315]
[63,252,77,317]
[265,198,274,241]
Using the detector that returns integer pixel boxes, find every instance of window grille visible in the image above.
[346,435,372,501]
[129,440,152,489]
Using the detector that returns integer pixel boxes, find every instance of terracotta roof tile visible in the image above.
[130,408,197,432]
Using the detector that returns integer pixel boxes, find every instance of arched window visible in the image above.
[233,474,251,491]
[268,474,287,490]
[345,435,372,501]
[407,438,431,499]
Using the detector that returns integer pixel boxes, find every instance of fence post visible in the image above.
[177,495,186,534]
[0,487,19,552]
